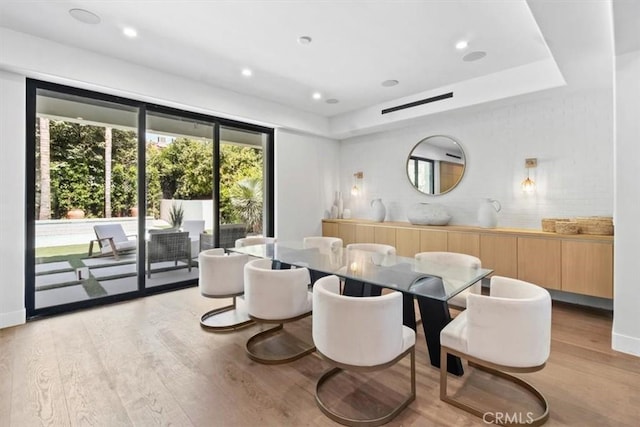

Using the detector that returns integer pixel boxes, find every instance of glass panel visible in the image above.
[218,126,267,248]
[34,89,139,309]
[145,111,213,286]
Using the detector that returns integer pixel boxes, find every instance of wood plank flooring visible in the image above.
[1,287,638,426]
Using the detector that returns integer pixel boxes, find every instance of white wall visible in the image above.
[339,88,614,229]
[613,49,640,356]
[0,70,26,328]
[275,130,340,240]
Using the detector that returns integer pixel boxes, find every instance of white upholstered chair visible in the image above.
[198,248,253,332]
[243,258,314,364]
[345,243,396,256]
[182,219,205,256]
[312,275,416,426]
[89,223,137,260]
[414,251,482,309]
[440,276,551,426]
[344,243,396,296]
[235,236,277,247]
[303,236,343,253]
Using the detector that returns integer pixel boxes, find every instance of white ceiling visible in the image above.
[0,0,553,117]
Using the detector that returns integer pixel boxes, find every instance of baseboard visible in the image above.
[0,308,26,329]
[612,331,640,357]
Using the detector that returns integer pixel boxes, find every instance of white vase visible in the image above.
[370,198,386,222]
[407,203,451,225]
[478,198,501,228]
[337,193,344,219]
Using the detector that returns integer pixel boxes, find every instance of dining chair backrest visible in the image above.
[243,258,311,320]
[345,243,396,256]
[199,249,248,297]
[313,275,412,366]
[303,236,343,253]
[235,237,277,248]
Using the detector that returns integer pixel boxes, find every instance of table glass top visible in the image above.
[230,242,493,301]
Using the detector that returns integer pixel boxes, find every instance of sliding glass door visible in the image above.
[30,87,140,310]
[26,80,274,318]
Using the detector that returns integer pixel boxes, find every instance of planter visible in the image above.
[66,208,85,220]
[129,207,138,217]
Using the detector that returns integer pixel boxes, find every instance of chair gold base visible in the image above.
[315,347,416,427]
[245,312,315,365]
[440,346,550,426]
[200,297,255,332]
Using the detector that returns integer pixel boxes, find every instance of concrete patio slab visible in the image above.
[35,285,89,309]
[36,271,78,288]
[35,261,73,274]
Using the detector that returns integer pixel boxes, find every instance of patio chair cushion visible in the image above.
[94,224,137,255]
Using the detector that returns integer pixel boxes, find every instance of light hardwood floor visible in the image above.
[1,287,638,426]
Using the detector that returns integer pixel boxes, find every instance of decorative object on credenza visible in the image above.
[555,220,579,234]
[575,216,614,235]
[332,191,344,219]
[477,198,501,228]
[370,198,386,222]
[407,203,451,225]
[540,216,613,235]
[541,218,570,232]
[342,208,352,219]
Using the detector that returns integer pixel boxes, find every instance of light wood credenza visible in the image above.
[321,219,614,299]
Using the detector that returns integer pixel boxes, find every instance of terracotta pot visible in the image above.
[129,207,138,217]
[66,208,85,219]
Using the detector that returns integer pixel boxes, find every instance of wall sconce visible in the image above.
[351,171,363,196]
[521,158,537,193]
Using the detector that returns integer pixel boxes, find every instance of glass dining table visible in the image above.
[229,241,493,375]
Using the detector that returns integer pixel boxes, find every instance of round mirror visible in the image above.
[407,135,466,195]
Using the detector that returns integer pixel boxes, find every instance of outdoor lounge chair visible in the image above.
[146,229,191,278]
[89,224,137,260]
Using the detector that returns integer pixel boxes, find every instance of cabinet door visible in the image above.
[338,223,355,246]
[396,228,421,257]
[480,234,518,277]
[355,224,375,243]
[561,241,613,298]
[447,232,480,257]
[419,229,448,253]
[322,221,339,238]
[374,226,396,247]
[517,237,561,290]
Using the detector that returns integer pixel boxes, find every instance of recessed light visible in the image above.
[123,27,138,38]
[76,116,83,120]
[381,79,399,87]
[312,92,322,100]
[69,8,101,25]
[241,68,253,77]
[298,36,312,45]
[463,51,487,62]
[326,98,339,104]
[455,40,468,50]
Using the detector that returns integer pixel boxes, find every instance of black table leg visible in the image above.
[402,294,416,331]
[343,278,364,296]
[417,296,464,376]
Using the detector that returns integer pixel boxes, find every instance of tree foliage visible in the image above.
[37,120,264,230]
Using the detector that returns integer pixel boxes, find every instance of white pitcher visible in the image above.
[371,198,386,222]
[478,198,501,228]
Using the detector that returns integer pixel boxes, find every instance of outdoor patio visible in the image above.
[34,218,200,309]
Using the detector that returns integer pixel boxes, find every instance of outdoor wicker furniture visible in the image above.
[199,223,247,251]
[146,229,191,278]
